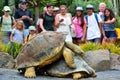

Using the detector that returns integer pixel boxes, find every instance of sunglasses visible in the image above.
[5,11,10,12]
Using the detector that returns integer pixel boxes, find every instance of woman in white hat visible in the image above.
[72,6,87,45]
[0,6,15,31]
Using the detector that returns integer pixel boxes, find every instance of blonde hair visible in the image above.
[60,5,67,9]
[13,19,24,31]
[99,2,106,7]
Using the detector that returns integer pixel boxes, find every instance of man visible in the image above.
[99,2,106,20]
[39,4,54,31]
[85,4,102,43]
[14,0,33,38]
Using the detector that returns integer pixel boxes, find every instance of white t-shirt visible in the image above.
[86,13,102,40]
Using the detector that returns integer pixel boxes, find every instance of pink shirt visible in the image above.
[72,17,86,38]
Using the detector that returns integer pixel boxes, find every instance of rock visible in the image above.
[0,68,120,80]
[110,53,120,70]
[0,52,15,69]
[83,50,110,72]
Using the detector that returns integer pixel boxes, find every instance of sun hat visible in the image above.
[2,6,11,12]
[29,26,36,30]
[53,7,59,11]
[19,0,26,4]
[76,6,83,11]
[86,4,94,9]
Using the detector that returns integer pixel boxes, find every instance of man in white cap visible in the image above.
[85,4,103,43]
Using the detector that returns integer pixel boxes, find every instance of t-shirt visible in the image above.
[0,16,14,31]
[14,8,33,29]
[86,13,102,40]
[12,28,23,43]
[72,17,86,38]
[25,34,36,42]
[39,13,54,31]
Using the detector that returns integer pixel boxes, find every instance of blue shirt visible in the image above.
[14,8,33,29]
[103,23,115,31]
[12,29,23,43]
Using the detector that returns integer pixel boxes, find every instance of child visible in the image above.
[25,26,36,43]
[10,20,24,43]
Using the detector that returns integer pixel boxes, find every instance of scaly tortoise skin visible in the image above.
[16,31,84,79]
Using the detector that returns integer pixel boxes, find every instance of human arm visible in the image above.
[103,18,116,24]
[54,14,60,28]
[10,33,14,42]
[82,23,87,41]
[39,18,46,32]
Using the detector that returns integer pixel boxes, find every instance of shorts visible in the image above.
[88,38,101,43]
[72,36,82,40]
[105,31,117,38]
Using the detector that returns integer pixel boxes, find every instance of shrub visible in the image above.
[80,42,120,55]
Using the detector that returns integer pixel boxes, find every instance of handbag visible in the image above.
[69,24,76,37]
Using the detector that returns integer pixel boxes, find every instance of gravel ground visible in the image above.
[0,68,120,80]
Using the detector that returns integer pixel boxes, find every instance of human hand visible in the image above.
[21,15,29,20]
[59,19,64,22]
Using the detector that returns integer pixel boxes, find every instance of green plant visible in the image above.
[80,42,120,55]
[6,42,23,58]
[80,42,102,52]
[0,41,23,58]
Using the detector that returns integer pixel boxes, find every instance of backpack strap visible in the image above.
[85,15,88,25]
[10,16,14,26]
[85,13,99,25]
[94,13,98,23]
[26,33,30,42]
[0,16,3,24]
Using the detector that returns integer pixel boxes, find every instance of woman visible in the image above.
[0,6,15,44]
[0,6,15,31]
[102,8,117,44]
[55,5,72,42]
[72,6,87,45]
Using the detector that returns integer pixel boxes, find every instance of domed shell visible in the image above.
[16,31,67,69]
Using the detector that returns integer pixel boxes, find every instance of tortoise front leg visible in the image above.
[72,72,87,80]
[65,42,84,54]
[24,67,36,78]
[63,47,76,69]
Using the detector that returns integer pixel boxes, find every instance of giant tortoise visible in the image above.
[46,54,96,80]
[16,31,84,79]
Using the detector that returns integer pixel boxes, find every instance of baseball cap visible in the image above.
[29,26,36,30]
[2,6,11,12]
[86,4,94,9]
[76,6,83,11]
[19,0,26,4]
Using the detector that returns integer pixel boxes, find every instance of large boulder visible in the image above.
[83,50,110,72]
[0,52,15,69]
[110,53,120,70]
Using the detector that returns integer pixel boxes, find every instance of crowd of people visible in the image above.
[0,0,118,45]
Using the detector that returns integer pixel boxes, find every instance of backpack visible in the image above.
[85,13,99,25]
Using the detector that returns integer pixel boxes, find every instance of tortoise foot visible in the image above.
[73,73,82,80]
[24,67,36,78]
[91,72,97,77]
